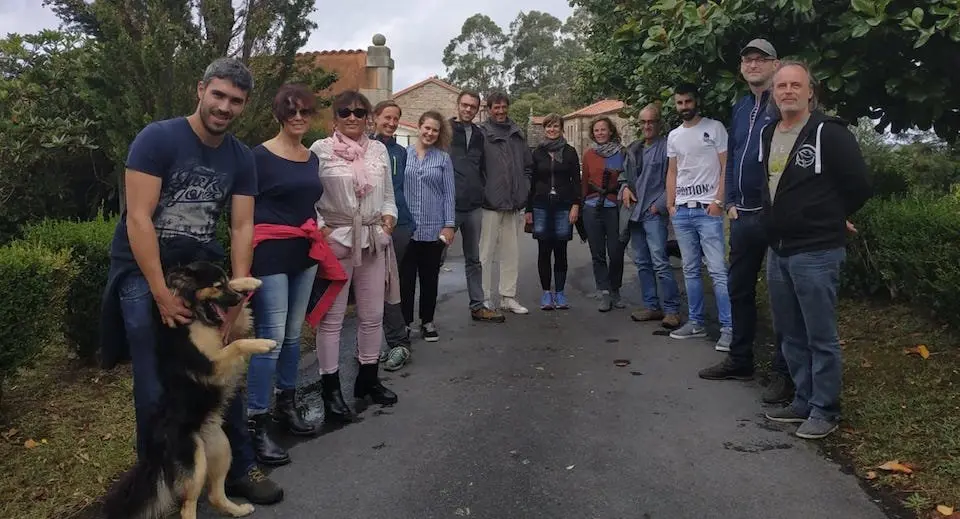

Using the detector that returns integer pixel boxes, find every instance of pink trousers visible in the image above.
[316,242,386,374]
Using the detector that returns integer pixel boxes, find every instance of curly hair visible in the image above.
[418,110,452,150]
[589,116,621,143]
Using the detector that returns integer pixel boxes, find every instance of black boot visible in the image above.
[321,372,356,423]
[248,413,290,466]
[354,362,398,405]
[273,389,319,436]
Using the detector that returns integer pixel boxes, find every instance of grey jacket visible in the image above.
[622,136,669,221]
[479,118,532,211]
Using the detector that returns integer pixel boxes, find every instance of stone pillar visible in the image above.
[361,33,394,106]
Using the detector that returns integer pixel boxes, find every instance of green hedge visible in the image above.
[19,213,117,361]
[0,243,74,385]
[843,191,960,324]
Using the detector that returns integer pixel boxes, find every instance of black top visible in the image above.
[526,144,581,211]
[251,144,323,277]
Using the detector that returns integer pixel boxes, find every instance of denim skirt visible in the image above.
[532,206,573,241]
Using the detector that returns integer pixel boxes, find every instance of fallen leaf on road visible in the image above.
[614,359,630,367]
[535,366,545,371]
[566,464,575,470]
[877,460,914,474]
[630,371,643,376]
[865,471,878,480]
[937,505,954,516]
[904,345,931,359]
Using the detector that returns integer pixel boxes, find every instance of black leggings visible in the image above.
[537,239,569,291]
[399,239,446,325]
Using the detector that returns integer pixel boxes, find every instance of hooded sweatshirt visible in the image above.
[479,118,532,211]
[725,90,775,211]
[373,133,415,229]
[758,110,872,257]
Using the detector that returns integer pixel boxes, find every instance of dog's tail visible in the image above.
[101,458,176,519]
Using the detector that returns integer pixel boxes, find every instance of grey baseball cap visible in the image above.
[740,38,777,58]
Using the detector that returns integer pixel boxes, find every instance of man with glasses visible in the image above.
[698,39,795,406]
[449,91,506,323]
[620,103,682,329]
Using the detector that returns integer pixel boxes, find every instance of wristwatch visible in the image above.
[712,199,725,209]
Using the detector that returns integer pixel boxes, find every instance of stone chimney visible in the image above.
[361,34,394,106]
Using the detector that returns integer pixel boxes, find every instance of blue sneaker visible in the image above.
[540,291,554,310]
[554,291,569,309]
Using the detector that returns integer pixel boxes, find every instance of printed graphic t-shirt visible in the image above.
[666,117,728,205]
[767,116,808,204]
[109,117,258,261]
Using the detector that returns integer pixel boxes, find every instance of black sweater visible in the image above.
[759,110,872,257]
[526,144,581,212]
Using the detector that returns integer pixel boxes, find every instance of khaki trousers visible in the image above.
[479,209,522,301]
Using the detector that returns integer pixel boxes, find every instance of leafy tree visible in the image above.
[44,0,336,209]
[504,10,583,100]
[442,14,510,93]
[0,31,112,240]
[507,91,576,123]
[573,0,960,141]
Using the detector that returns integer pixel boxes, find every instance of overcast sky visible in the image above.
[1,0,574,91]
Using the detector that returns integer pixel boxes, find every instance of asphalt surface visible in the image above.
[199,235,889,519]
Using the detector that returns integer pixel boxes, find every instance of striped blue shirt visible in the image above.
[404,146,456,242]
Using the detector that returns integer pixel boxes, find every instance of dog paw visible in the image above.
[228,277,262,293]
[235,338,276,354]
[231,503,255,517]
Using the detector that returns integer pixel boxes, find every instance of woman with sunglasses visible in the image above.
[399,111,455,342]
[245,84,322,466]
[310,90,399,420]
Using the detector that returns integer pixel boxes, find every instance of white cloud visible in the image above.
[1,0,575,90]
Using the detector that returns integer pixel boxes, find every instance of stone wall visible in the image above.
[394,82,459,127]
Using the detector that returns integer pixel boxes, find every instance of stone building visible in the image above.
[562,99,636,155]
[391,76,462,127]
[298,34,395,133]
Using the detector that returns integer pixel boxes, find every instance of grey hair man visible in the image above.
[759,60,871,440]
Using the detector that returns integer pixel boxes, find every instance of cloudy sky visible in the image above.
[0,0,574,91]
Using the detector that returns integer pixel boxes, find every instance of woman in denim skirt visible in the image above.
[524,113,581,310]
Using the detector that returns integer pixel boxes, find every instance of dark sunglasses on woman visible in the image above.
[337,107,368,119]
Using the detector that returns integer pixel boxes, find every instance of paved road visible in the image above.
[201,236,888,519]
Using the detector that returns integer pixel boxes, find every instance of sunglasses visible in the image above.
[287,108,316,119]
[337,107,369,119]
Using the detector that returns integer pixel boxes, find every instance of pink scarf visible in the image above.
[332,130,373,198]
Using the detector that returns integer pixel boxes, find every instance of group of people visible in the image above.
[98,33,871,510]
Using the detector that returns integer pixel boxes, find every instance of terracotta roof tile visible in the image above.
[563,99,626,119]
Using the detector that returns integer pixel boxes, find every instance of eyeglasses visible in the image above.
[337,107,368,119]
[639,119,660,126]
[288,108,315,119]
[742,56,775,65]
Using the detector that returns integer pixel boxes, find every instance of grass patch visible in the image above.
[0,342,135,519]
[829,299,960,517]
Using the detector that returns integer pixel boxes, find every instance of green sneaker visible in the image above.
[382,346,410,371]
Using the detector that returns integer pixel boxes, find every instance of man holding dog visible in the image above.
[99,57,282,504]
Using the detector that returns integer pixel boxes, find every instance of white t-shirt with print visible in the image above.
[666,117,728,205]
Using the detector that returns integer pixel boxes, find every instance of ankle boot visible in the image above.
[354,362,398,405]
[273,389,319,436]
[248,413,290,466]
[320,372,356,423]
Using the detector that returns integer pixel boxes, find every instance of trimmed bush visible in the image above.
[19,212,118,361]
[843,193,960,325]
[0,243,74,387]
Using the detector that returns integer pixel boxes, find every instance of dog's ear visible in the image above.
[165,269,199,305]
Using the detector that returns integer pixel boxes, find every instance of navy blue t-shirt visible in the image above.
[250,144,323,277]
[109,117,258,261]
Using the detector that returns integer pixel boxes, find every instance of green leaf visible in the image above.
[852,21,871,37]
[911,7,924,25]
[653,0,679,11]
[850,0,875,15]
[827,75,844,92]
[914,28,935,48]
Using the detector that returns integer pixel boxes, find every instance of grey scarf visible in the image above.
[592,140,622,158]
[538,136,567,154]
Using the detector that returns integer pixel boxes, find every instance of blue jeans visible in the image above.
[118,271,255,481]
[247,264,318,414]
[670,205,732,327]
[629,213,681,314]
[766,247,845,422]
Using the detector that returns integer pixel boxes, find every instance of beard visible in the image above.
[679,108,698,121]
[199,104,232,135]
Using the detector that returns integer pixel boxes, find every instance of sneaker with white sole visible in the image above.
[420,322,439,342]
[669,322,707,340]
[715,327,733,352]
[500,297,529,314]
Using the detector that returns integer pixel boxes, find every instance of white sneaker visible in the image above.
[500,297,529,314]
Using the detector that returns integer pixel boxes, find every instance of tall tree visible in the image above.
[504,11,568,97]
[442,14,509,93]
[573,0,960,141]
[43,0,336,208]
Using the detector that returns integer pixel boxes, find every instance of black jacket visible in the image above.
[758,110,872,256]
[449,118,486,212]
[526,144,581,212]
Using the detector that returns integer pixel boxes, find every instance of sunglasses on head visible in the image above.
[337,107,368,119]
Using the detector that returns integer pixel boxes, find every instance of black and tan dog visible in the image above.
[102,261,275,519]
